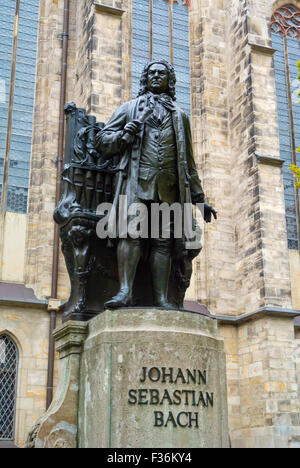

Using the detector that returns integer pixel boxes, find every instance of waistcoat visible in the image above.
[138,110,179,204]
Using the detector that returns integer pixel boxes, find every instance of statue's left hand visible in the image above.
[204,203,217,223]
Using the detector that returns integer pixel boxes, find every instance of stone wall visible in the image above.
[1,213,27,283]
[25,0,77,300]
[296,336,300,406]
[73,0,94,112]
[218,324,241,435]
[0,306,61,448]
[225,0,292,315]
[189,0,236,316]
[209,1,300,447]
[232,316,300,448]
[90,1,126,122]
[290,251,300,309]
[189,0,294,317]
[220,315,300,448]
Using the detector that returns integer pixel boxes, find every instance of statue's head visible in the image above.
[138,59,176,100]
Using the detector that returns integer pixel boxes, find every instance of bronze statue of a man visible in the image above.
[96,60,216,309]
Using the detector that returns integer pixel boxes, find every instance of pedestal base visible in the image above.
[79,308,229,448]
[27,308,229,448]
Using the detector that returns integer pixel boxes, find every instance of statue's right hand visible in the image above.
[123,121,142,136]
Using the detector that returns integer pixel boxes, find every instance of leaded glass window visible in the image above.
[132,0,150,98]
[0,0,40,214]
[132,0,191,115]
[153,0,170,62]
[0,0,15,204]
[173,1,190,114]
[0,335,18,441]
[271,4,300,250]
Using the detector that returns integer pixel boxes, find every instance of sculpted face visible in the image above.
[147,63,169,94]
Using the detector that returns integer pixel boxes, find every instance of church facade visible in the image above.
[0,0,300,448]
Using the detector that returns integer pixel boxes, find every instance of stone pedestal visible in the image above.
[79,309,229,448]
[27,308,229,448]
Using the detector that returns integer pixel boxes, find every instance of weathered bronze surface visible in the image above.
[54,60,216,322]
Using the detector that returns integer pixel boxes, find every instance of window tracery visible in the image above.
[271,4,300,38]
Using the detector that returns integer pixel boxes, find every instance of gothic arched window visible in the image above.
[0,0,40,214]
[132,0,191,114]
[271,4,300,250]
[0,335,18,441]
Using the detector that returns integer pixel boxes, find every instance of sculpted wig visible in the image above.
[137,59,177,101]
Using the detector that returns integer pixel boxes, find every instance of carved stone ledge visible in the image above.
[54,321,88,359]
[256,154,285,167]
[216,306,300,325]
[93,2,125,16]
[249,43,277,56]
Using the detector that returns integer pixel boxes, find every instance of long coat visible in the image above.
[95,94,205,224]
